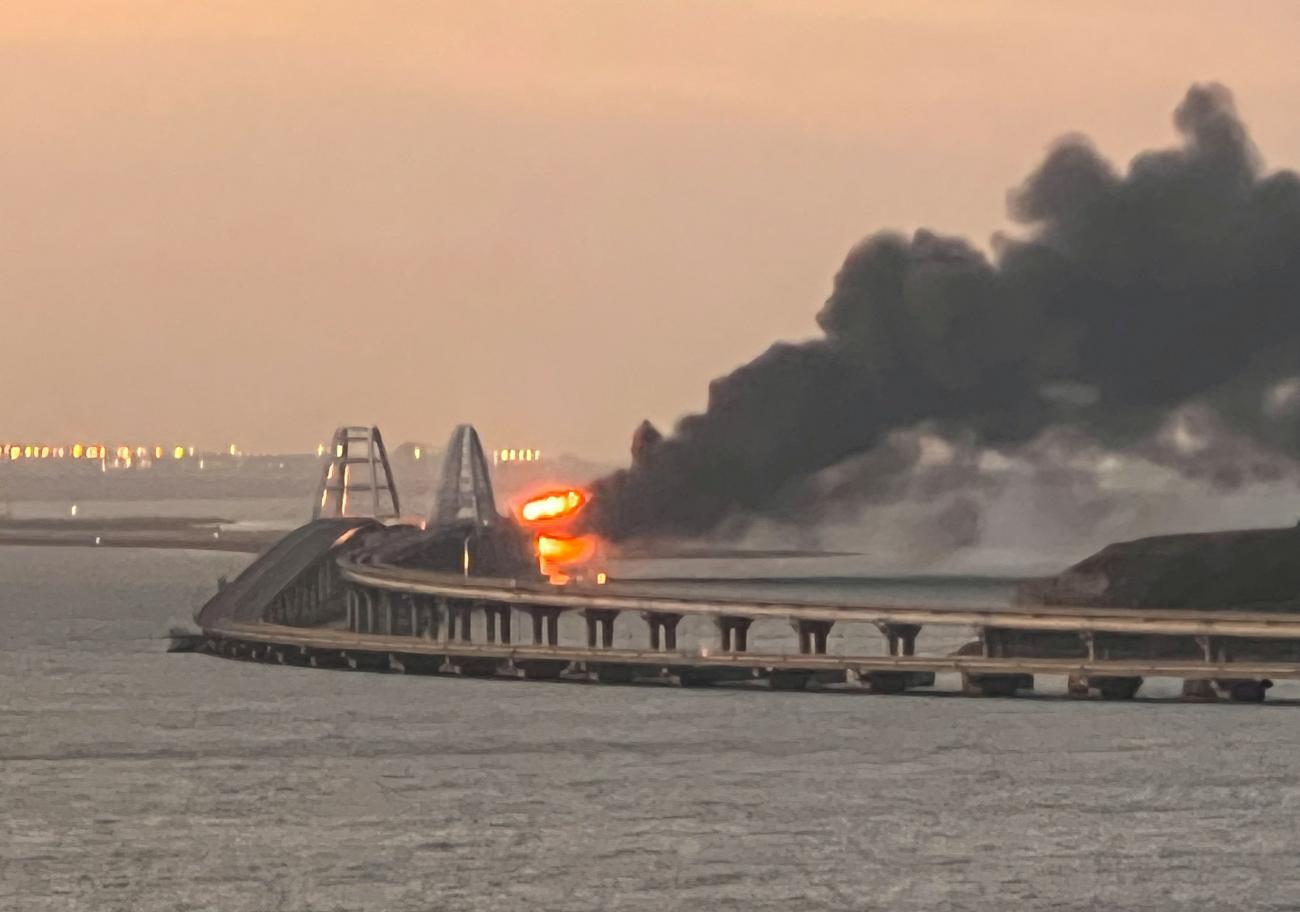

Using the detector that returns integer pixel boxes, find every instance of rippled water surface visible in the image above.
[4,546,1300,911]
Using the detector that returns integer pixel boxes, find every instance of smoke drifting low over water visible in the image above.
[592,84,1300,546]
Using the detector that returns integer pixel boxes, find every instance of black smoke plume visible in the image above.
[589,84,1300,542]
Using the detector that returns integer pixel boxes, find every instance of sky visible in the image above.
[5,1,1300,459]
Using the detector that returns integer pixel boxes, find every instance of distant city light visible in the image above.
[493,447,544,464]
[413,447,422,460]
[0,438,319,467]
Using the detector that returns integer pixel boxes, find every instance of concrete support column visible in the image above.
[477,605,511,645]
[717,616,754,652]
[876,623,922,656]
[583,609,618,649]
[457,603,473,643]
[524,606,561,646]
[429,597,446,641]
[791,619,833,655]
[642,613,683,651]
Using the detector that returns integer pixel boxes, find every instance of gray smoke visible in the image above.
[590,84,1300,542]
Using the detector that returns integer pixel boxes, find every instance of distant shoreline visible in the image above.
[0,516,274,553]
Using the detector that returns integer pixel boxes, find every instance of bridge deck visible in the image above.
[212,620,1300,682]
[338,561,1300,640]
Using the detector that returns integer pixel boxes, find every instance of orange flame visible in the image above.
[520,488,587,523]
[536,534,596,565]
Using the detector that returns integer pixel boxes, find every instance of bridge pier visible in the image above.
[524,606,562,646]
[792,619,833,655]
[876,622,921,656]
[484,605,512,644]
[365,590,377,634]
[428,597,446,640]
[863,623,931,693]
[642,612,682,651]
[583,609,618,649]
[457,601,474,642]
[348,588,377,634]
[718,616,753,652]
[444,600,476,643]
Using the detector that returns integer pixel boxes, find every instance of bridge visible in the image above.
[181,424,1300,704]
[5,422,1299,702]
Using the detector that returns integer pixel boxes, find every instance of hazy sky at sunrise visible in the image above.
[5,1,1300,458]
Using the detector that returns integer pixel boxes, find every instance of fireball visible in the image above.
[519,489,587,523]
[536,533,597,565]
